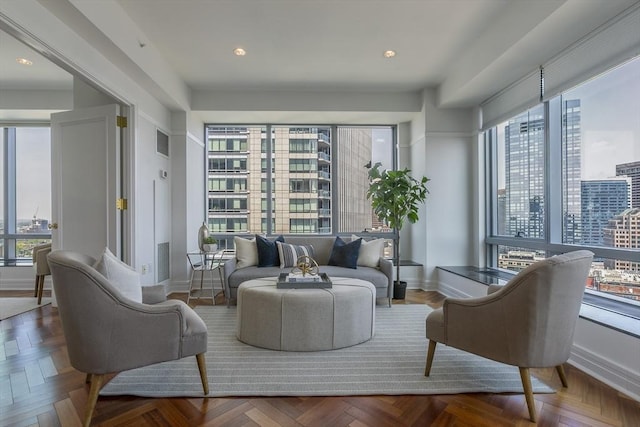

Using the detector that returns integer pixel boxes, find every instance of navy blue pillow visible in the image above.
[256,234,285,267]
[328,236,362,269]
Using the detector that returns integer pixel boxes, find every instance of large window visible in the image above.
[205,125,395,250]
[0,127,52,264]
[486,57,640,304]
[493,105,546,239]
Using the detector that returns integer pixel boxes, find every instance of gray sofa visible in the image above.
[223,235,394,306]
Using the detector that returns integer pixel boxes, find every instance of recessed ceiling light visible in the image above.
[16,57,33,66]
[233,48,246,56]
[383,50,396,58]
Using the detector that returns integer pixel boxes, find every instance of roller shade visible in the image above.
[482,4,640,130]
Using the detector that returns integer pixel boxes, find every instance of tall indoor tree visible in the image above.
[366,162,430,298]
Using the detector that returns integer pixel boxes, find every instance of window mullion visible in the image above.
[265,125,273,235]
[547,98,562,245]
[4,128,17,261]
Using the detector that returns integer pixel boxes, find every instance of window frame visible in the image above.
[484,64,640,308]
[1,125,52,265]
[204,123,398,249]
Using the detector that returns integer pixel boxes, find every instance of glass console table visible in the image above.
[186,250,229,304]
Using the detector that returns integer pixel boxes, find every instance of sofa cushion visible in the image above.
[235,236,258,268]
[228,266,283,288]
[256,234,285,267]
[276,242,315,268]
[328,236,361,269]
[93,247,142,303]
[352,234,385,267]
[319,266,389,290]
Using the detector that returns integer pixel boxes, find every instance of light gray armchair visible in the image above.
[47,250,209,427]
[32,242,52,304]
[425,250,594,422]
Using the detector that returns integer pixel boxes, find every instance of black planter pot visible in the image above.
[393,281,407,299]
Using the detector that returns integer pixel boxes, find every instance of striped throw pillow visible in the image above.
[276,242,315,268]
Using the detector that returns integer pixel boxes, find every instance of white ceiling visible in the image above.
[0,0,638,123]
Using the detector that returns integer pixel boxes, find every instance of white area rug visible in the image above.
[0,298,51,320]
[100,304,554,397]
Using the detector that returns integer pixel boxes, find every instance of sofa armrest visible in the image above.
[223,257,237,290]
[378,257,393,299]
[142,284,167,304]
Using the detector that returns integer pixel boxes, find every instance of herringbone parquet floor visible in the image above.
[1,289,639,426]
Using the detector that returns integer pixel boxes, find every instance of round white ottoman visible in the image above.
[236,277,376,351]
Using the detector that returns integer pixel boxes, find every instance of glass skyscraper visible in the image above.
[580,178,631,246]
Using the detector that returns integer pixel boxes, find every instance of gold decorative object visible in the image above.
[291,255,319,277]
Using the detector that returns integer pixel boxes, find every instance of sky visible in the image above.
[497,56,640,187]
[566,57,640,180]
[3,127,51,221]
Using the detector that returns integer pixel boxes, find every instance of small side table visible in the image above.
[186,250,226,304]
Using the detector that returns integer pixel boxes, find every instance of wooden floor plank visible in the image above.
[1,289,639,426]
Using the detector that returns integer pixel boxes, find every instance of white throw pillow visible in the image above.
[352,235,384,267]
[93,247,142,303]
[234,236,258,269]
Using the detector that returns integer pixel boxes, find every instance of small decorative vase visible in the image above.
[203,243,217,253]
[198,222,209,252]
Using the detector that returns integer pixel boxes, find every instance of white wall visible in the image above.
[407,90,475,289]
[169,112,206,291]
[0,0,176,290]
[133,111,172,284]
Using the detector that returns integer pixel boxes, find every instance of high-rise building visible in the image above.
[336,127,373,233]
[504,112,545,238]
[581,178,631,246]
[497,189,506,236]
[562,99,582,243]
[603,208,640,271]
[503,100,581,240]
[206,126,374,245]
[616,161,640,209]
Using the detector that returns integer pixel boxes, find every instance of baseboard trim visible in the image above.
[435,281,472,298]
[568,344,640,402]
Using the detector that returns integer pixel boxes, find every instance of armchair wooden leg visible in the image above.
[196,353,209,395]
[556,364,568,388]
[83,373,104,427]
[34,276,40,297]
[37,276,45,305]
[86,373,92,384]
[519,367,537,423]
[424,340,437,376]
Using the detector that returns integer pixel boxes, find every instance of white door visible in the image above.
[50,104,121,259]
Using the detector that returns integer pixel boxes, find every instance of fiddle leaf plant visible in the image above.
[366,162,430,288]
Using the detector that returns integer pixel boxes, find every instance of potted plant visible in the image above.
[202,236,218,253]
[366,162,429,299]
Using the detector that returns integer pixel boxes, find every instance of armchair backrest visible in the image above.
[32,243,52,275]
[483,250,594,366]
[47,250,141,373]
